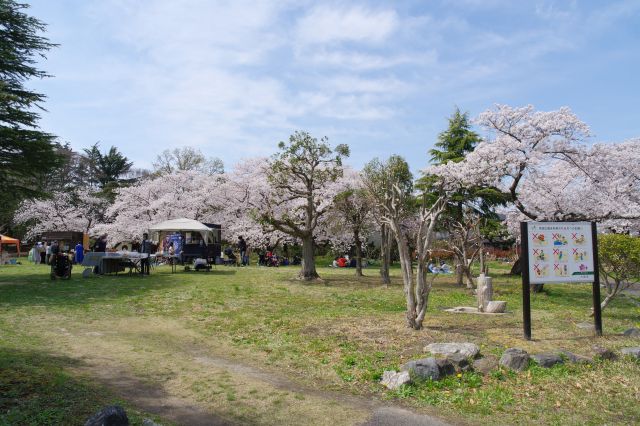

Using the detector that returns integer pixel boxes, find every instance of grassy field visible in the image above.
[1,259,639,425]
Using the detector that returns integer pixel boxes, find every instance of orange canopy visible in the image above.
[0,234,21,256]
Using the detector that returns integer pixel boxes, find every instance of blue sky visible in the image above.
[27,0,640,174]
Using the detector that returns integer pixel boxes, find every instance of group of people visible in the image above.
[332,255,358,268]
[257,250,299,267]
[222,236,248,266]
[28,240,66,265]
[428,261,452,274]
[92,233,153,275]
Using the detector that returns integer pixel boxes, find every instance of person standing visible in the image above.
[75,241,85,265]
[93,234,107,252]
[140,232,152,275]
[91,235,107,274]
[45,242,52,264]
[38,242,46,264]
[49,240,60,268]
[34,242,42,265]
[238,236,248,266]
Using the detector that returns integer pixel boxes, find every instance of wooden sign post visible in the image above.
[520,221,602,340]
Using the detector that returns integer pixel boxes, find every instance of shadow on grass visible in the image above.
[190,269,238,276]
[0,268,221,308]
[0,346,151,425]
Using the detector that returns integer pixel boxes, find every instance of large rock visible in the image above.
[592,346,618,361]
[380,370,411,390]
[485,301,507,313]
[558,350,592,364]
[623,328,640,338]
[621,347,640,359]
[473,355,499,375]
[499,348,530,371]
[531,353,564,368]
[425,342,480,359]
[446,353,472,372]
[85,406,129,426]
[401,357,440,381]
[436,358,456,377]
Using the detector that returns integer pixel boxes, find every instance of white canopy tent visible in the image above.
[148,218,215,244]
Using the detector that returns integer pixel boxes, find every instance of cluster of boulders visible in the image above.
[381,331,640,390]
[381,342,485,390]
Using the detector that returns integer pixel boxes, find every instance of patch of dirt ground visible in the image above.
[37,317,453,426]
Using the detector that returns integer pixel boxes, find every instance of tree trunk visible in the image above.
[394,233,418,329]
[455,254,464,286]
[299,235,319,280]
[414,260,431,329]
[590,279,619,315]
[510,256,522,275]
[354,230,363,277]
[380,224,391,286]
[464,264,475,289]
[400,252,417,329]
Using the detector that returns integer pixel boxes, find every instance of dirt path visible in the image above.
[46,318,452,425]
[78,351,450,426]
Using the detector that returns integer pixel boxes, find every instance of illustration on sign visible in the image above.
[527,222,595,284]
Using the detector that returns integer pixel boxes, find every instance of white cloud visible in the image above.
[295,5,398,45]
[29,0,639,174]
[305,49,436,70]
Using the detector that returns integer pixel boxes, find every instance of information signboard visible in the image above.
[526,222,595,284]
[520,221,602,340]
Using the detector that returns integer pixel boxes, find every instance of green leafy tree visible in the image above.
[0,0,63,232]
[83,143,133,196]
[597,234,640,313]
[257,131,349,280]
[429,107,480,164]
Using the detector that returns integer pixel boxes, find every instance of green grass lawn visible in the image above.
[1,259,639,425]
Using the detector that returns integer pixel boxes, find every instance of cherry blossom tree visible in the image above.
[14,189,107,239]
[217,157,295,252]
[231,131,349,280]
[431,105,640,224]
[323,168,376,276]
[152,146,224,176]
[93,170,225,245]
[431,105,640,292]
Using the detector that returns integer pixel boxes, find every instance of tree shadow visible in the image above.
[0,346,131,425]
[0,268,212,308]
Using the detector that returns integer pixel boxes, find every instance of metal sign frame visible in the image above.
[520,221,602,340]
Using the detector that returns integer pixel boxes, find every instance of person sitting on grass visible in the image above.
[440,261,452,274]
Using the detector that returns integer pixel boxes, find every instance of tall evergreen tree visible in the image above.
[0,0,62,231]
[83,143,133,197]
[424,108,507,286]
[429,107,480,164]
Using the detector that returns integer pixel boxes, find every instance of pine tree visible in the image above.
[429,107,480,164]
[1,0,62,230]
